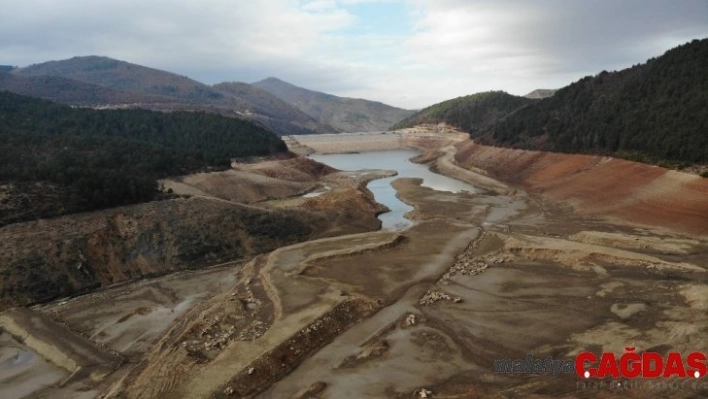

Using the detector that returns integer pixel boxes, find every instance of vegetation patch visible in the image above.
[0,91,287,225]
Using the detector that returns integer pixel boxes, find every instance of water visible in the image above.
[310,150,476,230]
[302,184,330,198]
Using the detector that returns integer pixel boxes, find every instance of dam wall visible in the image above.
[287,126,469,155]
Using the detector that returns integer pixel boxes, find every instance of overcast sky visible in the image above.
[2,0,707,109]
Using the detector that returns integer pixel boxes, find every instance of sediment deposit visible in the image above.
[454,140,708,236]
[2,127,706,398]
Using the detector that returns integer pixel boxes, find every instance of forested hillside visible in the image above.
[0,91,287,225]
[397,39,708,166]
[0,71,173,105]
[490,39,708,164]
[8,56,334,135]
[392,91,533,133]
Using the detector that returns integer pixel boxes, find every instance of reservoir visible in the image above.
[310,150,476,230]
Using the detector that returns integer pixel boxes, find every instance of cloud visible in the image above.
[1,1,352,68]
[1,0,707,109]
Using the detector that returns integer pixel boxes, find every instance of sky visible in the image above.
[1,0,707,109]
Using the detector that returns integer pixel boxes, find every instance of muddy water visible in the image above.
[310,150,477,230]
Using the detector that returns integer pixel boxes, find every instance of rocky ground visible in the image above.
[1,129,706,398]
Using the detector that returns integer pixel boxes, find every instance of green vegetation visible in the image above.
[0,91,287,223]
[392,91,532,133]
[398,39,708,166]
[9,56,336,135]
[490,39,708,163]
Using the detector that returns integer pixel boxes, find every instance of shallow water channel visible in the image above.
[310,150,476,230]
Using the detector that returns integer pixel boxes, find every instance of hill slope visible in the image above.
[0,91,287,225]
[14,56,228,102]
[392,91,533,133]
[10,57,332,135]
[455,140,708,235]
[213,82,335,134]
[0,71,173,105]
[253,77,414,132]
[397,39,708,166]
[489,38,708,164]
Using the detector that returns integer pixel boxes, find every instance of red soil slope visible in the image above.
[455,141,708,236]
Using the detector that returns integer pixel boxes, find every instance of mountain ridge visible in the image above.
[392,91,533,133]
[213,81,336,134]
[0,71,176,105]
[8,56,333,135]
[253,77,414,132]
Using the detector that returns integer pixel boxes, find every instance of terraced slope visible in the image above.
[454,140,708,235]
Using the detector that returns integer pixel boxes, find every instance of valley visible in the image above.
[1,127,706,398]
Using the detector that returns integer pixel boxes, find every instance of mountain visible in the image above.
[489,38,708,164]
[213,82,335,134]
[0,91,287,225]
[9,56,331,135]
[0,71,172,105]
[392,91,533,133]
[523,89,557,99]
[14,56,229,102]
[396,39,708,166]
[253,77,414,132]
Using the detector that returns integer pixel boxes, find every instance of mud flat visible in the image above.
[0,307,123,398]
[259,133,707,398]
[0,332,68,399]
[3,129,708,398]
[37,264,243,358]
[0,153,392,397]
[259,179,708,399]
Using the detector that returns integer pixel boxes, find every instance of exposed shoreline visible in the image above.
[2,127,707,398]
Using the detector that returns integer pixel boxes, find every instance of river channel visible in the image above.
[309,150,477,230]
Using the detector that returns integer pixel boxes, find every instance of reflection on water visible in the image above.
[310,150,476,230]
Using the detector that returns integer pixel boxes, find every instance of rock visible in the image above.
[224,386,235,395]
[417,388,433,398]
[248,367,255,375]
[419,290,462,306]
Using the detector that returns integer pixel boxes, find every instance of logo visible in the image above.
[493,354,574,377]
[575,348,706,379]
